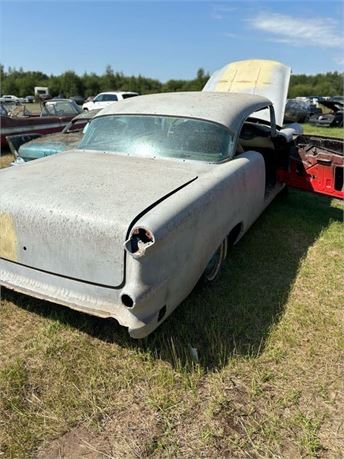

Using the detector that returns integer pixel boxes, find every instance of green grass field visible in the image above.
[0,124,343,458]
[303,123,344,138]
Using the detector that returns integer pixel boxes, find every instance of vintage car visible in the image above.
[283,99,322,124]
[0,90,343,338]
[309,99,343,127]
[202,59,291,127]
[0,99,82,147]
[0,95,21,104]
[8,109,100,164]
[82,91,138,111]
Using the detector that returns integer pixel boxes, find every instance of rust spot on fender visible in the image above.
[0,213,17,261]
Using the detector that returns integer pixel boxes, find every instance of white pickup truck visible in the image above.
[82,91,138,111]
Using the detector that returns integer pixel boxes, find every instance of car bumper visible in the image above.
[0,258,166,338]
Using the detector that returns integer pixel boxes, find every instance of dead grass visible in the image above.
[0,188,343,458]
[0,123,343,457]
[0,152,14,168]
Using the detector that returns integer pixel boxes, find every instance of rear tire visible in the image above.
[202,238,228,283]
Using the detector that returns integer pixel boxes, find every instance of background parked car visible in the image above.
[309,99,343,127]
[70,95,85,105]
[1,99,82,147]
[82,91,138,110]
[283,99,321,124]
[0,95,21,104]
[9,109,100,164]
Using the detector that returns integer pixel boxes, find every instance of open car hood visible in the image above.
[203,59,291,127]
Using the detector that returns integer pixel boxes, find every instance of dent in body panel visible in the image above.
[0,213,17,261]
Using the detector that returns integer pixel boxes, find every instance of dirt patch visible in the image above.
[36,402,161,459]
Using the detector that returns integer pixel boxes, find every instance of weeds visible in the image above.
[0,186,343,457]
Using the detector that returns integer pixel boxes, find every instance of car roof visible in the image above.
[46,98,75,103]
[97,91,272,132]
[96,91,138,96]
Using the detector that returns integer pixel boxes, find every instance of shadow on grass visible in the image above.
[2,190,342,371]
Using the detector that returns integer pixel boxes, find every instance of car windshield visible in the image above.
[78,115,234,162]
[0,104,8,115]
[42,100,81,116]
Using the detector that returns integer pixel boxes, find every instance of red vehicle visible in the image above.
[278,135,343,200]
[0,99,82,148]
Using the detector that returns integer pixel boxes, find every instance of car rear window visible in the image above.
[78,115,234,162]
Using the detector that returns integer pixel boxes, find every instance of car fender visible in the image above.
[124,151,266,317]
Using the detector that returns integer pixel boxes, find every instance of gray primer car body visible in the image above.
[0,91,286,338]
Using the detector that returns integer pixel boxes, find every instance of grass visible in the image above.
[302,123,343,138]
[0,123,343,458]
[0,153,14,169]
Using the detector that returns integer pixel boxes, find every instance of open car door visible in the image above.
[278,135,343,199]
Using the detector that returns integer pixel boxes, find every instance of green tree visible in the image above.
[83,72,101,97]
[59,70,83,96]
[1,64,342,100]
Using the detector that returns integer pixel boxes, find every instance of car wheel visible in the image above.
[203,238,228,283]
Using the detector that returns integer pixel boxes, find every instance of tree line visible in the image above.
[0,64,343,99]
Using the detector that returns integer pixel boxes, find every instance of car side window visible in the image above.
[122,94,137,100]
[102,94,118,101]
[93,95,103,102]
[236,106,275,156]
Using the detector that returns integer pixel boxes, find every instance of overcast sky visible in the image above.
[0,0,343,81]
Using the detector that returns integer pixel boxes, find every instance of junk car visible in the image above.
[309,99,343,127]
[0,91,343,338]
[283,99,313,123]
[0,99,82,147]
[8,109,100,164]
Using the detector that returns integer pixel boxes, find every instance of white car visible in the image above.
[0,95,21,104]
[82,91,138,111]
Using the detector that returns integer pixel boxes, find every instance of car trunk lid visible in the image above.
[0,151,197,286]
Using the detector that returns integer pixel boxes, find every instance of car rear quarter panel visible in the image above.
[125,151,266,319]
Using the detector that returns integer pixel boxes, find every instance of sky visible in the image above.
[0,0,343,81]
